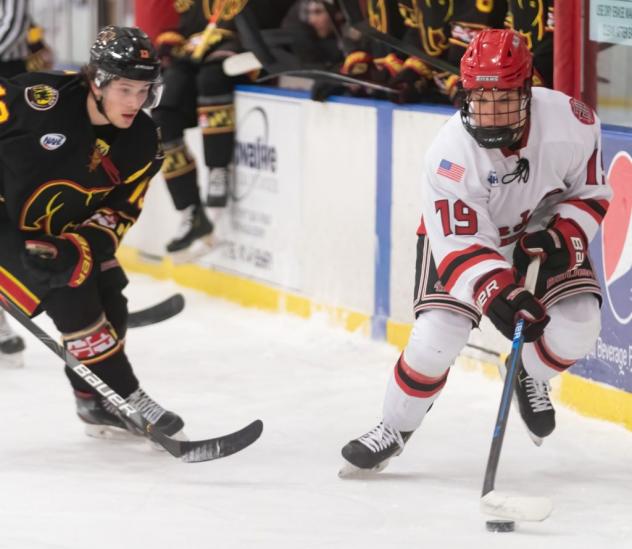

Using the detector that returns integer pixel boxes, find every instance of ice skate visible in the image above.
[500,358,555,445]
[75,387,185,443]
[339,421,412,477]
[166,204,215,263]
[0,311,25,369]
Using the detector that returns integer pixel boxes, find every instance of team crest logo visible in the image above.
[570,98,595,125]
[24,84,59,111]
[487,170,499,186]
[40,133,66,150]
[88,138,111,172]
[601,151,632,324]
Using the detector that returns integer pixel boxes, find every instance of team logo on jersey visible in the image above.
[24,84,59,111]
[487,170,499,186]
[87,138,111,172]
[39,133,66,150]
[19,180,112,235]
[601,151,632,324]
[570,98,595,125]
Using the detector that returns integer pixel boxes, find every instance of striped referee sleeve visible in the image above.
[0,0,30,61]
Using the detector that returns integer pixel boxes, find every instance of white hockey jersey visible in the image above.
[420,87,612,306]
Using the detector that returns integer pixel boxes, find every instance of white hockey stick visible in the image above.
[480,256,553,522]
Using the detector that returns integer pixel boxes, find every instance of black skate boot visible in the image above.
[166,204,214,258]
[75,388,185,441]
[205,165,231,207]
[514,362,556,439]
[75,391,141,440]
[0,311,25,368]
[126,387,185,438]
[501,357,556,444]
[339,421,413,477]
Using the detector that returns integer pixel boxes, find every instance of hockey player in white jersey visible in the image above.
[341,29,611,474]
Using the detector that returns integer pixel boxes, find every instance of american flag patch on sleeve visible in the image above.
[437,159,465,182]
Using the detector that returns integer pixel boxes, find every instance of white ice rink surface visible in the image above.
[1,274,632,549]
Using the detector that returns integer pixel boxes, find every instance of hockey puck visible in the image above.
[485,519,515,533]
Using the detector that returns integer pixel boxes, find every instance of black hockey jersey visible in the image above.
[0,71,162,261]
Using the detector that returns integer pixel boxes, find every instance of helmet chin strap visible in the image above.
[91,86,114,124]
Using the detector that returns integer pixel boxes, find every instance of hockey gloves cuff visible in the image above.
[23,234,93,289]
[514,216,587,276]
[474,268,549,342]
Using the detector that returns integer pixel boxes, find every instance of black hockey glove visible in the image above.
[22,234,93,289]
[474,268,549,342]
[514,216,588,277]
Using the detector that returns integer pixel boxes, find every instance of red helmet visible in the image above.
[460,29,533,90]
[459,29,533,149]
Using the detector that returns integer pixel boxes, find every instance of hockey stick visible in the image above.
[0,294,263,463]
[255,68,399,95]
[224,51,398,95]
[480,256,553,521]
[191,0,230,61]
[230,8,398,96]
[128,294,185,328]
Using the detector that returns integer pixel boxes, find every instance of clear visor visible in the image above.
[95,69,163,109]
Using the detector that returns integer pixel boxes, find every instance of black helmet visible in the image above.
[90,25,160,81]
[89,25,163,108]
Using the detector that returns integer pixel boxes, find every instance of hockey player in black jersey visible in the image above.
[0,26,185,440]
[151,0,296,258]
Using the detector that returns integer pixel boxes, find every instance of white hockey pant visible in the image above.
[383,294,601,432]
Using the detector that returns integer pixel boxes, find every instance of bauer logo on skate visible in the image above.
[601,151,632,324]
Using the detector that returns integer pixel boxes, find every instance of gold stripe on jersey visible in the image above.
[0,266,41,315]
[161,143,197,179]
[126,179,149,210]
[198,104,235,135]
[124,161,152,184]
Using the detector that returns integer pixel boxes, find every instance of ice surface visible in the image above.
[1,274,631,548]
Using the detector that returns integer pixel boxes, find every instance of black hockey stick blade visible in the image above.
[128,294,185,328]
[152,419,264,463]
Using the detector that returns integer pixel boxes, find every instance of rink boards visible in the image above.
[122,85,632,431]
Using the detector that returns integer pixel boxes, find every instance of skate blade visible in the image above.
[169,235,215,264]
[0,352,24,369]
[338,458,391,478]
[84,423,142,441]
